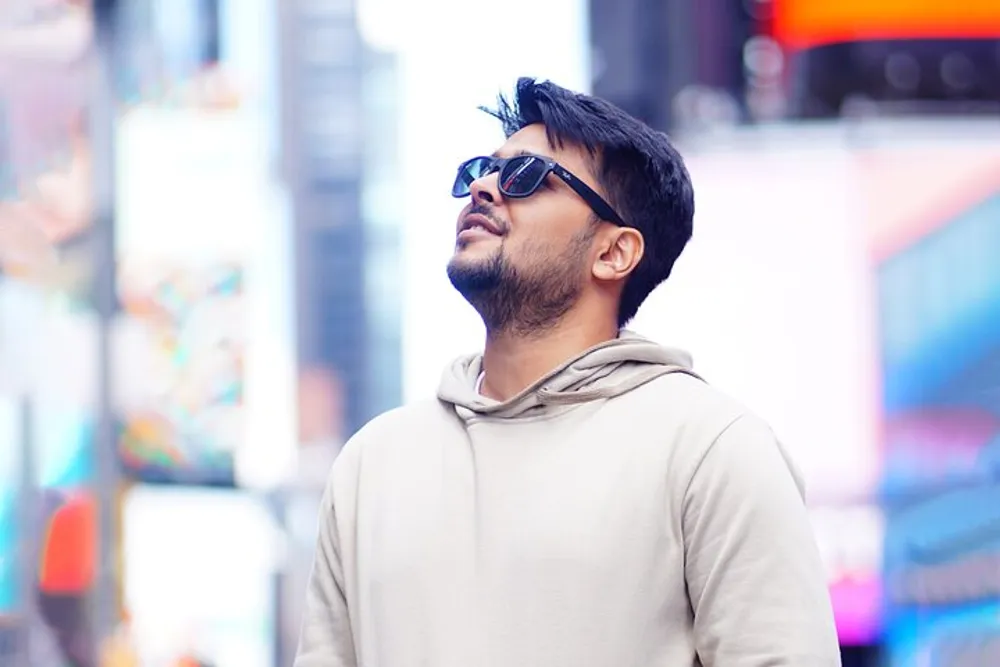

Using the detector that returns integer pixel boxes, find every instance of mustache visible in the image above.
[467,204,509,234]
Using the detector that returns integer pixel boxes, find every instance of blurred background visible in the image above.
[0,0,999,665]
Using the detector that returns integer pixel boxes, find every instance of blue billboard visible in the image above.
[878,184,1000,663]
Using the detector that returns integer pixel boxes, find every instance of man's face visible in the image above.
[446,124,607,336]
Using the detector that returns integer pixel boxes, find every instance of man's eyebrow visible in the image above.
[489,149,540,159]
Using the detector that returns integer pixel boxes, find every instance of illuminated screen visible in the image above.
[114,109,295,489]
[113,0,295,490]
[123,486,279,667]
[114,257,245,486]
[886,601,1000,666]
[0,277,99,666]
[773,0,1000,48]
[867,138,1000,663]
[0,294,99,667]
[0,398,19,618]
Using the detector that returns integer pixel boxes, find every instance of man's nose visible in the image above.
[469,169,501,205]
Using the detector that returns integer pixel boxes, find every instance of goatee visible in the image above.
[446,232,593,338]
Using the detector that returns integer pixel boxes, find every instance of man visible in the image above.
[296,78,841,667]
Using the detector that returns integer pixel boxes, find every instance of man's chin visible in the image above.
[446,254,501,295]
[446,257,480,284]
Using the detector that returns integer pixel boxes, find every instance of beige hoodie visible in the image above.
[295,332,841,667]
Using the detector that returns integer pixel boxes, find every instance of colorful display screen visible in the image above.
[864,138,1000,663]
[116,260,245,486]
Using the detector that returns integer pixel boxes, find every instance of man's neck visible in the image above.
[479,315,619,401]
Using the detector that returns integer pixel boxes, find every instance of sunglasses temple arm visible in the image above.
[556,168,623,225]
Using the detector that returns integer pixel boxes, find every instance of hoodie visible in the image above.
[295,332,841,667]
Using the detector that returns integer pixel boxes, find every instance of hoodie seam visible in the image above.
[678,412,747,579]
[681,412,747,503]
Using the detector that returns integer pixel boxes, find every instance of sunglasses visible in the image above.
[451,153,625,226]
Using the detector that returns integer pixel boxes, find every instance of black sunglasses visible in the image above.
[451,154,625,226]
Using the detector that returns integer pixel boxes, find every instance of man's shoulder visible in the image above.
[633,369,785,470]
[640,369,752,434]
[336,398,456,460]
[640,371,802,496]
[366,397,454,432]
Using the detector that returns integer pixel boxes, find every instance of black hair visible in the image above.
[481,77,694,327]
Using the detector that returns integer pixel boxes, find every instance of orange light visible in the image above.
[774,0,1000,49]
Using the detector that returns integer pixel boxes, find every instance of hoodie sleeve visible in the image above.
[682,413,841,667]
[294,476,358,667]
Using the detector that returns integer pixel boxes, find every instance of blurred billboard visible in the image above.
[0,2,101,664]
[113,0,296,491]
[866,131,1000,665]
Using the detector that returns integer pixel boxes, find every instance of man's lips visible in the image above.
[458,213,502,237]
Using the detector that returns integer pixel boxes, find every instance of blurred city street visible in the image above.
[1,0,1000,665]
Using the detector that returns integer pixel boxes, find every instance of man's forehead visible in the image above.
[490,124,596,174]
[491,124,555,159]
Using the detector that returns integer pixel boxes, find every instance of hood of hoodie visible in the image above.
[437,330,700,422]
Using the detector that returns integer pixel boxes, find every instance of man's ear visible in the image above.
[592,226,644,282]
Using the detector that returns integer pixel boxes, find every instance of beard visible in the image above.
[446,227,595,338]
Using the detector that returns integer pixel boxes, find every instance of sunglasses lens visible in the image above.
[499,156,547,197]
[452,157,494,197]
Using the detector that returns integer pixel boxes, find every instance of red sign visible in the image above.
[773,0,1000,49]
